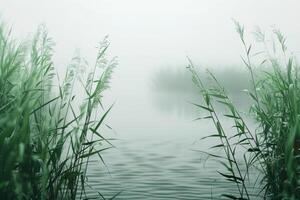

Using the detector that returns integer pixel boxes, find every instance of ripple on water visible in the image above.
[85,139,260,199]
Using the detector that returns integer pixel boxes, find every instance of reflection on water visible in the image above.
[85,67,260,199]
[151,92,200,117]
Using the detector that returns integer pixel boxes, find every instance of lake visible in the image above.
[83,67,261,199]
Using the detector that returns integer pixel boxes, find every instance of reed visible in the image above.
[0,21,117,199]
[189,22,300,199]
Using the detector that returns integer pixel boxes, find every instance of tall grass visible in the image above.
[0,21,117,199]
[189,22,300,199]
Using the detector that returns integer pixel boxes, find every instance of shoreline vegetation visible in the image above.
[189,22,300,199]
[152,66,251,95]
[0,21,117,199]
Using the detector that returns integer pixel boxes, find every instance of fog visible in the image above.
[2,1,300,198]
[1,0,300,139]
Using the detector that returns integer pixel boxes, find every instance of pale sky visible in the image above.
[1,0,299,67]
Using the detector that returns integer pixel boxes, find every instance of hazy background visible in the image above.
[2,0,299,139]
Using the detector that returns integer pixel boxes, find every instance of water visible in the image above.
[86,139,237,199]
[85,117,260,199]
[83,69,260,199]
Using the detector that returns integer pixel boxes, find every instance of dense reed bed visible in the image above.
[190,22,300,199]
[152,66,250,95]
[0,22,117,199]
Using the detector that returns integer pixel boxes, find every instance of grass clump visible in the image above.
[0,21,117,199]
[189,22,300,199]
